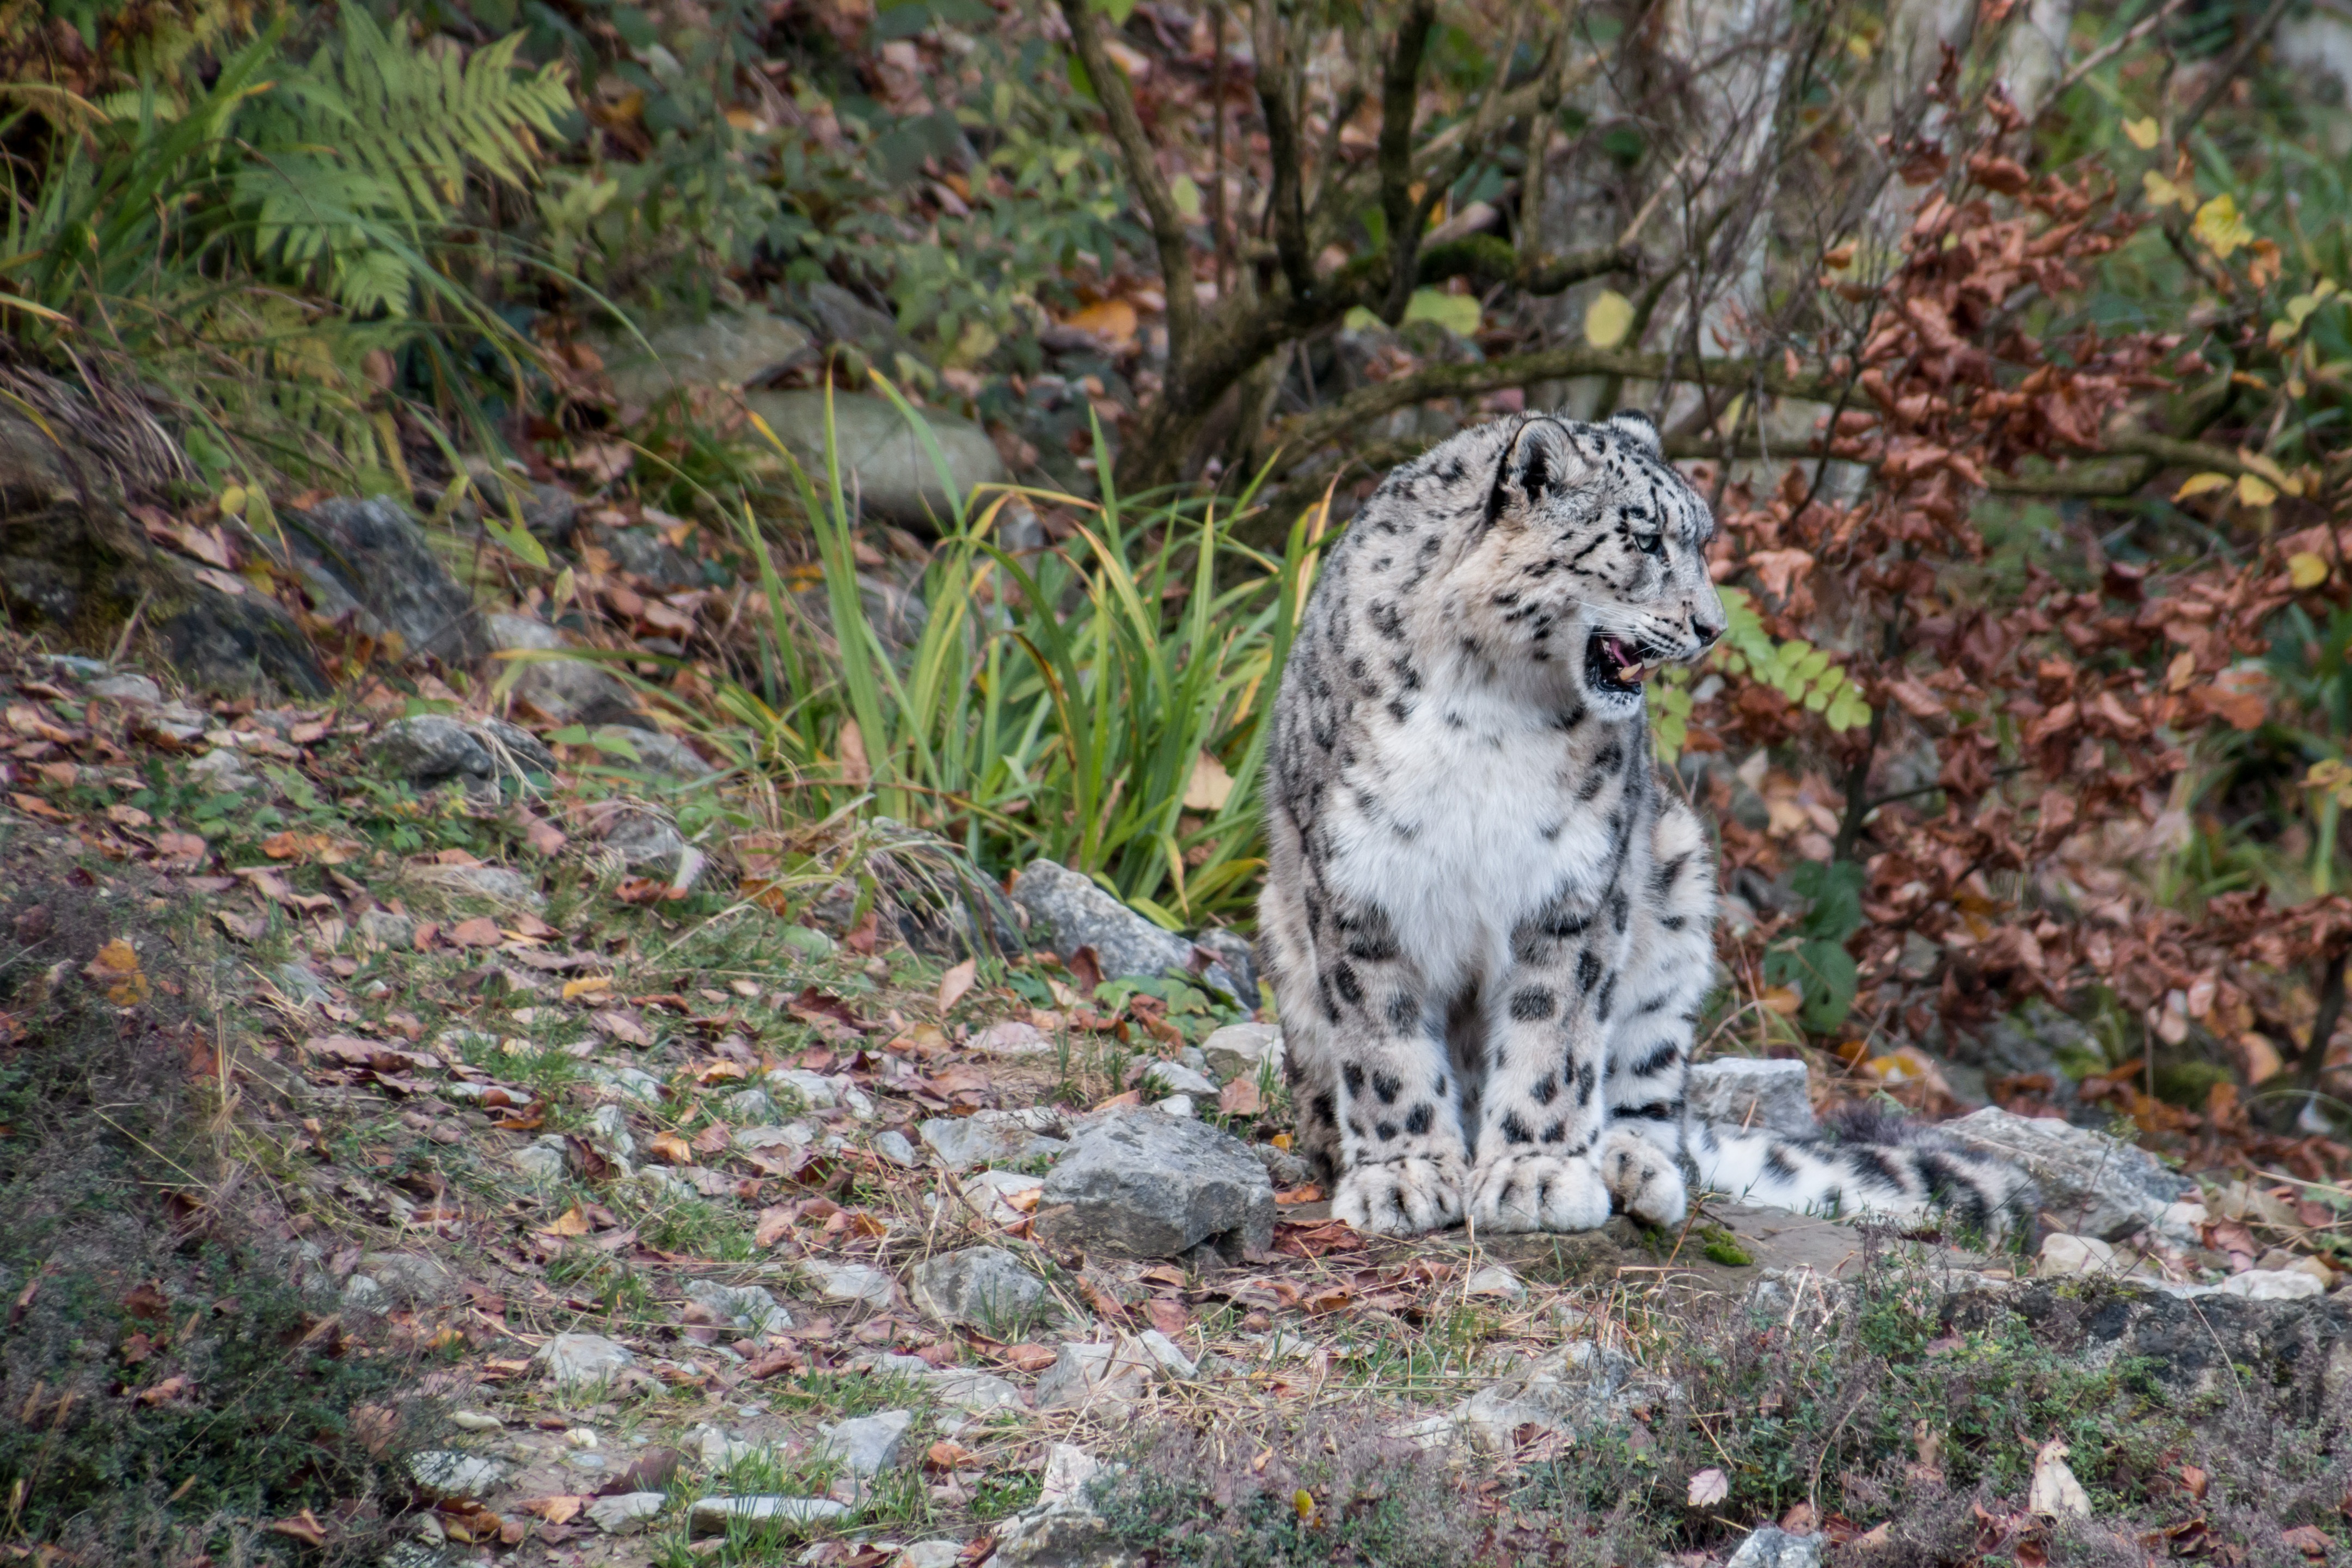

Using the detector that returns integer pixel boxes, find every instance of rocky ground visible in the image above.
[3,627,2351,1568]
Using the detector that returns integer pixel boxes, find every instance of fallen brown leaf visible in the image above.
[267,1510,330,1548]
[1218,1077,1264,1116]
[446,916,504,948]
[937,958,977,1013]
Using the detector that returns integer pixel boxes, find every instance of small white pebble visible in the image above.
[448,1410,503,1432]
[564,1427,600,1449]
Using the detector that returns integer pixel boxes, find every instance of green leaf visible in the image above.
[1789,859,1865,943]
[1402,287,1481,337]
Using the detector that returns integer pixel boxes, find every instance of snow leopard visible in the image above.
[1259,409,2033,1238]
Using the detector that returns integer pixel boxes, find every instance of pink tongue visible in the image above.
[1612,640,1644,681]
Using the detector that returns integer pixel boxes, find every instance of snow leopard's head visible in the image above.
[1473,409,1724,716]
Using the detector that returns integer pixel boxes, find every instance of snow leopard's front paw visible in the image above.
[1332,1154,1467,1235]
[1467,1154,1610,1233]
[1599,1126,1688,1227]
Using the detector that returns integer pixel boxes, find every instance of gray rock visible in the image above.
[723,1088,775,1122]
[375,715,555,796]
[744,389,1006,529]
[874,1129,919,1167]
[1943,1106,2191,1240]
[986,1496,1134,1568]
[1687,1058,1816,1139]
[1200,1024,1283,1084]
[602,526,705,591]
[284,495,485,665]
[1254,1143,1313,1188]
[969,1020,1055,1056]
[767,1068,840,1111]
[929,1367,1024,1414]
[512,1137,567,1180]
[1140,1060,1217,1099]
[803,1258,896,1310]
[896,1542,964,1568]
[910,1246,1050,1329]
[1192,928,1258,999]
[688,1496,848,1536]
[188,748,259,791]
[790,281,910,360]
[592,309,813,406]
[818,1408,913,1475]
[1448,1340,1653,1451]
[1728,1527,1823,1568]
[485,611,636,728]
[358,908,416,949]
[591,724,713,781]
[340,1274,387,1312]
[0,403,330,700]
[1036,1111,1274,1260]
[1009,860,1241,995]
[358,1251,456,1306]
[134,702,210,746]
[87,672,161,705]
[601,808,691,875]
[462,460,578,543]
[539,1331,635,1387]
[415,862,544,908]
[272,960,330,1008]
[1033,1339,1156,1412]
[586,1492,666,1535]
[408,1451,506,1500]
[734,1123,814,1152]
[918,1108,1069,1170]
[1135,1328,1198,1380]
[684,1278,794,1334]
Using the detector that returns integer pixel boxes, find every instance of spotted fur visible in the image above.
[1260,410,2032,1238]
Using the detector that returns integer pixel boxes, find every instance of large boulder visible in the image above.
[0,400,328,697]
[589,309,814,407]
[1010,860,1243,997]
[1036,1111,1273,1260]
[485,611,639,727]
[744,389,1005,529]
[281,495,485,665]
[1941,1106,2193,1240]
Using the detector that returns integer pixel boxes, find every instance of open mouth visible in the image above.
[1584,632,1650,697]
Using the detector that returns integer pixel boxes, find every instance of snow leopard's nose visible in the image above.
[1690,614,1724,649]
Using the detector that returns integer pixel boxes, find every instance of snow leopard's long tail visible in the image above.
[1688,1107,2040,1239]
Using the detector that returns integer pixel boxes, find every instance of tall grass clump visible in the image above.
[714,379,1319,928]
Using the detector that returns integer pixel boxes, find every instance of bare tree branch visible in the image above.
[1059,0,1198,367]
[1377,0,1439,320]
[1252,2,1316,304]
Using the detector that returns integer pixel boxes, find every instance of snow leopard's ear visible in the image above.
[1606,408,1662,456]
[1485,417,1584,530]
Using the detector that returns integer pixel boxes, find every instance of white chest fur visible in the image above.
[1317,682,1640,991]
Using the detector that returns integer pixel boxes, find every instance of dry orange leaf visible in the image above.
[84,939,151,1006]
[563,975,612,1001]
[1064,299,1139,348]
[937,958,978,1013]
[519,1495,588,1524]
[649,1131,693,1165]
[447,916,504,948]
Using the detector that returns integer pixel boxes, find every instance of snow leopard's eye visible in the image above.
[1633,528,1667,558]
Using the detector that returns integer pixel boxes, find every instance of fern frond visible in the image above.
[240,3,573,316]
